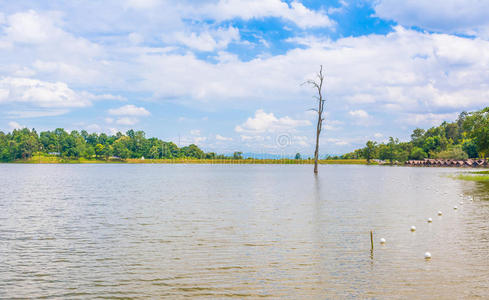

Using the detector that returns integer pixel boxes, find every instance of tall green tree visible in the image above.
[463,107,489,157]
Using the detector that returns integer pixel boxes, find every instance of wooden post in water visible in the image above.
[370,230,374,251]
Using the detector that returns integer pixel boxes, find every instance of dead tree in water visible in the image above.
[304,66,326,174]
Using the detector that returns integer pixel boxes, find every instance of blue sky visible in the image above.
[1,0,489,155]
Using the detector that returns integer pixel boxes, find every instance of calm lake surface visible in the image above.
[1,164,488,299]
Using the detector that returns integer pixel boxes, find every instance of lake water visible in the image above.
[1,164,488,299]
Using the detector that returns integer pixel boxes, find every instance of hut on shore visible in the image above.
[404,158,487,168]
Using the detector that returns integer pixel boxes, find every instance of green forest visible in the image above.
[340,107,489,162]
[1,106,488,163]
[0,128,243,162]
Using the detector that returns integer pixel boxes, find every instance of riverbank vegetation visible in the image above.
[0,128,245,162]
[0,127,369,164]
[339,107,489,163]
[14,155,372,165]
[451,170,489,182]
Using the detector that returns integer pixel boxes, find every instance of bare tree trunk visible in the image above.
[305,66,325,174]
[314,116,321,173]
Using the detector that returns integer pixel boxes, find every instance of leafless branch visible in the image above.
[303,65,326,174]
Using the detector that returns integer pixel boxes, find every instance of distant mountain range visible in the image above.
[239,153,340,159]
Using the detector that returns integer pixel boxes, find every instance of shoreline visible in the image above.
[2,157,487,167]
[2,158,372,165]
[406,158,488,168]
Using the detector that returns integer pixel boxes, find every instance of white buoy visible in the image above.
[427,218,432,223]
[454,206,458,210]
[380,238,386,244]
[424,252,432,259]
[438,211,443,216]
[410,226,416,232]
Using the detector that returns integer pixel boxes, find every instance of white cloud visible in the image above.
[133,26,489,121]
[374,132,383,139]
[110,106,149,125]
[194,136,207,144]
[0,77,91,108]
[240,135,264,142]
[292,135,309,147]
[115,117,139,125]
[400,112,459,126]
[234,110,313,151]
[178,134,207,146]
[32,60,102,85]
[125,0,162,10]
[85,124,101,132]
[0,10,105,87]
[108,104,150,116]
[201,0,334,29]
[1,4,489,153]
[172,26,240,51]
[128,32,144,44]
[216,134,233,141]
[323,119,342,131]
[325,137,348,146]
[109,127,120,135]
[90,94,126,101]
[374,0,489,38]
[190,129,201,136]
[348,109,369,118]
[235,109,311,133]
[13,67,35,77]
[6,109,69,119]
[5,10,61,44]
[6,8,488,130]
[8,121,24,130]
[4,10,100,55]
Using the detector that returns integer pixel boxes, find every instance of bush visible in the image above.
[410,147,427,160]
[434,145,468,160]
[462,140,478,158]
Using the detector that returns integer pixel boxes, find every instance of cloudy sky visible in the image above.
[1,0,488,155]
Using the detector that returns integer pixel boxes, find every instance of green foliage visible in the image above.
[0,128,224,162]
[463,107,489,157]
[344,106,489,161]
[462,140,478,158]
[295,152,301,160]
[180,144,205,159]
[362,141,376,163]
[452,173,489,182]
[0,128,39,161]
[410,147,427,160]
[434,145,468,160]
[410,128,425,147]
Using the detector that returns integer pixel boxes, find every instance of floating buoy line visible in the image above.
[372,194,467,260]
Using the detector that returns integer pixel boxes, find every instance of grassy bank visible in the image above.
[451,170,489,182]
[6,155,373,165]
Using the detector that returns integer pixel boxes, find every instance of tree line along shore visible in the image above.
[339,107,489,163]
[1,106,488,164]
[0,127,367,164]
